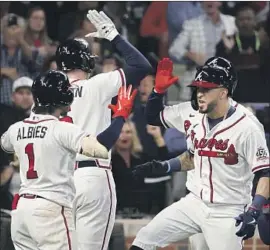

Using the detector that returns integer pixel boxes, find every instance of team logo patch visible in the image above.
[256,147,268,160]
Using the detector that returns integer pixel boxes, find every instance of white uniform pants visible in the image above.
[11,196,76,250]
[73,167,117,250]
[189,233,209,250]
[133,193,244,250]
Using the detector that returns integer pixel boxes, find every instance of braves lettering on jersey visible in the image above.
[159,100,266,195]
[0,114,88,208]
[188,108,269,204]
[68,69,125,165]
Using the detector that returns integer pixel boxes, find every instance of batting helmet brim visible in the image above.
[188,80,221,89]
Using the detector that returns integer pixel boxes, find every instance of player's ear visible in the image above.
[219,88,228,100]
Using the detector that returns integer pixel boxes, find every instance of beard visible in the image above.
[198,100,217,114]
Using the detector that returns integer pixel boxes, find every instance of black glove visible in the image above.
[235,207,260,240]
[132,160,169,179]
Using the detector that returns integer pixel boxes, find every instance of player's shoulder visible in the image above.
[235,109,263,135]
[244,116,263,132]
[167,101,198,116]
[231,99,256,118]
[1,121,23,143]
[54,120,82,135]
[235,102,254,117]
[234,102,264,133]
[54,120,78,129]
[6,120,24,132]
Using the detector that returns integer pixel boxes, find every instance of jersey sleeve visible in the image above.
[54,122,88,153]
[0,127,14,153]
[160,102,191,133]
[244,130,270,173]
[93,69,126,102]
[160,104,184,130]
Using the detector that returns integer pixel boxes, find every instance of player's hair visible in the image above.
[24,6,51,47]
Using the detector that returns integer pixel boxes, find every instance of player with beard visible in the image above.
[130,57,270,250]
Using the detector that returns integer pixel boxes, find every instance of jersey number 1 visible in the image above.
[25,143,38,179]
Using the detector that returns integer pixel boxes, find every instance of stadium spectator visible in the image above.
[24,7,57,59]
[216,5,269,102]
[132,75,168,159]
[24,7,51,49]
[11,77,33,116]
[112,120,170,215]
[140,1,168,58]
[0,76,33,165]
[0,14,43,105]
[216,6,261,69]
[167,2,203,46]
[169,1,236,101]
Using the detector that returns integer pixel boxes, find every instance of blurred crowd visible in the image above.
[1,1,270,226]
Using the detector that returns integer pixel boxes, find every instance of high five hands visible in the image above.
[154,58,179,94]
[108,85,137,119]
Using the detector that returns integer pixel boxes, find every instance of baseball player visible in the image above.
[130,58,270,250]
[55,10,152,250]
[139,57,266,250]
[0,70,137,250]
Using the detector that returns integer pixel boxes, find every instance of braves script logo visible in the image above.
[193,136,238,165]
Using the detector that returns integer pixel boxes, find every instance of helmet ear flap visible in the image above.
[190,88,198,111]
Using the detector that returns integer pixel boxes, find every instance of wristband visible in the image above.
[166,157,182,173]
[250,194,267,211]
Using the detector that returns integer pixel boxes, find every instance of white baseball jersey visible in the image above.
[0,114,88,208]
[188,108,269,205]
[160,100,265,193]
[68,69,125,166]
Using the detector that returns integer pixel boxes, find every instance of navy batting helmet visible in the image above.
[32,70,74,107]
[188,57,238,110]
[56,38,95,73]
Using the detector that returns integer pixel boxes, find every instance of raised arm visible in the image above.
[146,58,178,126]
[86,10,152,86]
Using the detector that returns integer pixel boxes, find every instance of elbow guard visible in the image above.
[81,136,109,159]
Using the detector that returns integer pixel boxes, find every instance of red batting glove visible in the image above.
[108,85,137,119]
[154,58,179,94]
